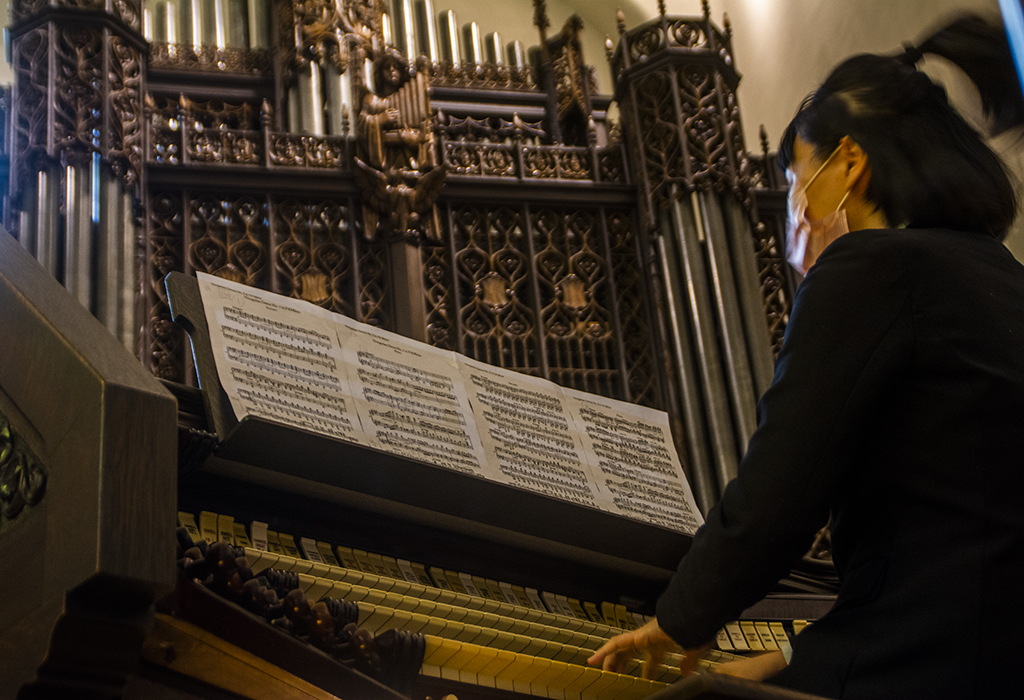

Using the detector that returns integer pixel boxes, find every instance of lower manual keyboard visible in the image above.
[241,546,757,699]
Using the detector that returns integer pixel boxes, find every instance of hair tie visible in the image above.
[901,43,924,66]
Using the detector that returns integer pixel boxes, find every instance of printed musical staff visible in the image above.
[334,312,490,479]
[461,358,603,509]
[198,272,703,535]
[567,388,702,533]
[200,273,366,445]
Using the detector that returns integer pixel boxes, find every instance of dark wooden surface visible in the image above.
[159,579,408,700]
[648,674,834,700]
[0,227,178,698]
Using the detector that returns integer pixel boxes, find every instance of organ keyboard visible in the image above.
[163,507,830,700]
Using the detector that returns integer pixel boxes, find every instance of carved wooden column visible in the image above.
[608,0,774,512]
[8,0,145,353]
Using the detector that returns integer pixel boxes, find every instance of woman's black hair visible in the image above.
[778,15,1024,240]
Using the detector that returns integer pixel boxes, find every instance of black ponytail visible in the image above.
[779,14,1023,240]
[915,14,1024,136]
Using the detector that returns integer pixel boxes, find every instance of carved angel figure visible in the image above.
[353,157,447,241]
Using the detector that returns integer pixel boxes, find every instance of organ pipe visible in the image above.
[507,39,525,68]
[438,10,460,68]
[462,21,482,64]
[485,32,503,65]
[415,0,439,63]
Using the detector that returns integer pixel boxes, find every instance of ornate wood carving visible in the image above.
[0,411,47,524]
[143,188,391,380]
[149,43,273,73]
[11,0,142,28]
[612,9,748,231]
[8,6,145,200]
[147,191,187,381]
[429,62,537,91]
[436,202,658,406]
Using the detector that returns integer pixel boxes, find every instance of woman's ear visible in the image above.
[839,136,871,191]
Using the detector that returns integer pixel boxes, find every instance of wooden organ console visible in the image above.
[1,0,832,696]
[0,229,834,698]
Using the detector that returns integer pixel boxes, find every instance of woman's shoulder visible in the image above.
[818,227,1015,272]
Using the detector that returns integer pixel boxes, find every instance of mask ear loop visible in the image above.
[834,188,852,214]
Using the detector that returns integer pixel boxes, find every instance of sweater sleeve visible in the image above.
[655,230,914,648]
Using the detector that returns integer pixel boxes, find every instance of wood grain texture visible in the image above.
[0,227,177,698]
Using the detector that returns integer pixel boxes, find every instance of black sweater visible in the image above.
[656,228,1024,699]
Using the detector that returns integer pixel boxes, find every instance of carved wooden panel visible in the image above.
[437,202,658,407]
[11,26,49,190]
[147,192,187,381]
[449,204,540,374]
[144,190,388,382]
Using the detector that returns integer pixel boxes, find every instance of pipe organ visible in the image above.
[0,0,821,696]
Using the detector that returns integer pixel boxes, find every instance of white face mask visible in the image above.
[786,145,852,276]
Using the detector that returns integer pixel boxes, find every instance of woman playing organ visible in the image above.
[591,14,1024,699]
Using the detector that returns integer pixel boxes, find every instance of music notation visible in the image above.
[201,273,366,445]
[198,273,703,534]
[223,325,337,372]
[222,306,333,349]
[567,388,702,531]
[334,313,490,479]
[461,358,603,509]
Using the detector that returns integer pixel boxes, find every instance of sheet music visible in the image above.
[565,388,703,534]
[332,314,491,478]
[198,274,701,529]
[459,358,606,509]
[197,273,364,443]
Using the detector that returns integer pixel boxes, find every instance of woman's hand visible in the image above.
[713,650,788,681]
[587,619,712,679]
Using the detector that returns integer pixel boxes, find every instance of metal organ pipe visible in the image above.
[415,0,439,63]
[64,162,94,313]
[462,21,482,64]
[507,39,525,68]
[154,1,178,46]
[485,32,503,65]
[325,63,352,136]
[295,61,326,135]
[211,0,227,47]
[225,0,248,47]
[247,0,269,48]
[390,0,417,60]
[438,10,460,68]
[97,163,136,349]
[183,0,202,50]
[36,169,59,279]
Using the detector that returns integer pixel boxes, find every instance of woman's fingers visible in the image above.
[588,631,638,673]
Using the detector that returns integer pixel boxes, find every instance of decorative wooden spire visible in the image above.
[533,0,550,33]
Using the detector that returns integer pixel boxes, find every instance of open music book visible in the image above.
[198,272,703,535]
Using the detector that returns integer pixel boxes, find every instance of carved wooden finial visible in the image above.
[533,0,550,32]
[657,0,666,17]
[701,0,710,20]
[723,12,732,39]
[616,8,626,34]
[759,124,770,157]
[605,35,615,61]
